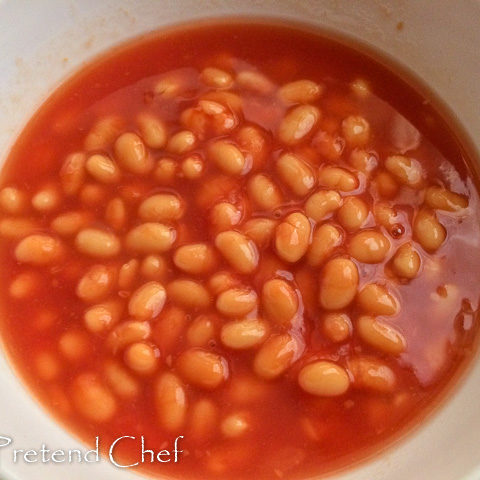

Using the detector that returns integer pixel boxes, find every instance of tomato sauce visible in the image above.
[0,21,479,480]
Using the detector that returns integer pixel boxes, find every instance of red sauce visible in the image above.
[0,21,479,480]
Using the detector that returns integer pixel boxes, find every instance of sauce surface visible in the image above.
[0,21,479,480]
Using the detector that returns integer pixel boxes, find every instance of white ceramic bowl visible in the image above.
[1,1,479,479]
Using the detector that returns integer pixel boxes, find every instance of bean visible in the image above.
[348,356,396,393]
[198,100,228,119]
[76,265,115,303]
[86,154,121,183]
[124,342,159,375]
[373,171,399,199]
[167,130,196,155]
[221,412,250,438]
[155,372,187,432]
[51,211,92,237]
[119,182,150,202]
[9,271,40,299]
[262,279,298,327]
[200,97,229,115]
[71,373,116,422]
[195,175,238,209]
[357,284,398,315]
[392,243,421,279]
[236,125,268,170]
[319,257,359,310]
[198,95,232,120]
[348,230,390,263]
[84,116,123,151]
[216,287,257,317]
[180,108,212,140]
[425,186,468,212]
[0,186,27,214]
[278,80,323,104]
[104,360,140,399]
[202,91,243,114]
[167,279,212,309]
[323,313,352,343]
[114,132,153,174]
[276,153,316,196]
[318,166,358,192]
[138,194,184,223]
[118,259,139,290]
[152,306,187,354]
[247,174,283,210]
[75,228,120,258]
[254,333,301,380]
[128,281,166,320]
[385,155,424,188]
[349,149,378,175]
[278,105,321,145]
[313,130,345,162]
[181,155,204,179]
[221,318,269,350]
[140,255,168,280]
[176,348,228,389]
[208,271,239,295]
[350,78,371,97]
[374,202,398,229]
[136,112,167,149]
[60,152,86,195]
[201,67,233,88]
[356,315,406,355]
[31,186,61,212]
[226,375,270,404]
[119,183,150,204]
[237,70,274,94]
[105,197,127,231]
[173,243,217,275]
[242,218,277,249]
[187,315,216,347]
[337,196,369,231]
[189,399,218,439]
[35,351,60,381]
[275,212,311,263]
[154,158,178,185]
[210,202,242,232]
[84,300,122,333]
[413,209,446,252]
[215,230,259,274]
[79,183,106,206]
[154,74,185,98]
[106,320,151,354]
[341,115,371,147]
[15,234,64,265]
[307,223,342,267]
[298,361,350,396]
[59,331,89,362]
[305,190,342,221]
[125,223,176,253]
[208,140,246,175]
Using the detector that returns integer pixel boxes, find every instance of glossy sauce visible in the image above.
[0,21,479,480]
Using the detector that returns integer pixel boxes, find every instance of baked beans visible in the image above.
[1,21,479,480]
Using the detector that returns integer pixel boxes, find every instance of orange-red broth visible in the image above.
[0,21,480,480]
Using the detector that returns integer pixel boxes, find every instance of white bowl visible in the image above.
[0,1,479,479]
